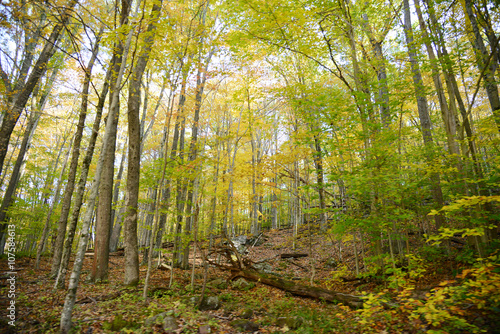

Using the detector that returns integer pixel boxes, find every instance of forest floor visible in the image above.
[1,225,499,333]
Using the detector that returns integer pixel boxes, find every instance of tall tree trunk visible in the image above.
[35,132,72,269]
[59,0,135,328]
[153,87,176,254]
[313,134,327,229]
[0,112,43,253]
[463,0,500,132]
[123,0,163,286]
[223,109,242,235]
[181,46,211,268]
[54,64,112,289]
[51,27,103,277]
[91,0,134,283]
[403,0,445,229]
[172,76,188,268]
[92,107,120,281]
[474,0,499,71]
[414,0,464,192]
[362,13,391,127]
[109,140,127,253]
[424,0,484,185]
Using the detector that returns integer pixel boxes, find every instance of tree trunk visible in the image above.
[123,0,163,286]
[35,132,71,269]
[463,0,500,132]
[54,64,112,289]
[423,0,484,187]
[109,141,127,253]
[152,87,176,254]
[59,0,135,328]
[51,27,103,277]
[313,135,327,229]
[403,0,445,229]
[0,112,42,253]
[92,107,119,282]
[180,45,211,267]
[231,269,364,309]
[414,1,460,155]
[172,76,188,268]
[362,13,390,127]
[0,0,78,178]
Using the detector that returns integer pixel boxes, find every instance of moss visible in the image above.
[102,315,139,331]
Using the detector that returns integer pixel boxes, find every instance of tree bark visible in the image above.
[35,131,71,269]
[403,0,445,229]
[59,0,135,328]
[53,63,112,289]
[362,13,391,127]
[51,26,103,277]
[231,269,364,309]
[109,140,127,253]
[181,44,212,268]
[123,0,163,286]
[463,0,500,132]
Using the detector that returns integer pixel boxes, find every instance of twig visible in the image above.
[251,233,263,248]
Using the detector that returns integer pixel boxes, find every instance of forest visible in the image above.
[0,0,499,332]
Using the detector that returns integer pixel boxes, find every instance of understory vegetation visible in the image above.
[2,224,500,333]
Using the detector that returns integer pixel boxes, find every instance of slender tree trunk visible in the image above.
[209,134,221,245]
[414,0,465,194]
[153,87,176,253]
[51,28,103,277]
[181,46,211,267]
[123,0,163,286]
[54,64,112,289]
[362,13,390,127]
[312,135,327,229]
[141,187,157,264]
[414,1,456,152]
[424,0,485,185]
[59,0,136,327]
[223,110,242,235]
[403,0,445,229]
[143,116,173,297]
[35,133,72,268]
[172,76,188,268]
[463,0,500,132]
[109,141,127,253]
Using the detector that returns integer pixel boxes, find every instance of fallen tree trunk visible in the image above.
[280,253,308,259]
[230,269,364,309]
[205,238,396,310]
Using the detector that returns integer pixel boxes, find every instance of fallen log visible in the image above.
[280,253,308,259]
[85,251,123,257]
[230,269,364,309]
[286,259,307,270]
[75,291,122,304]
[206,241,394,310]
[158,263,172,271]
